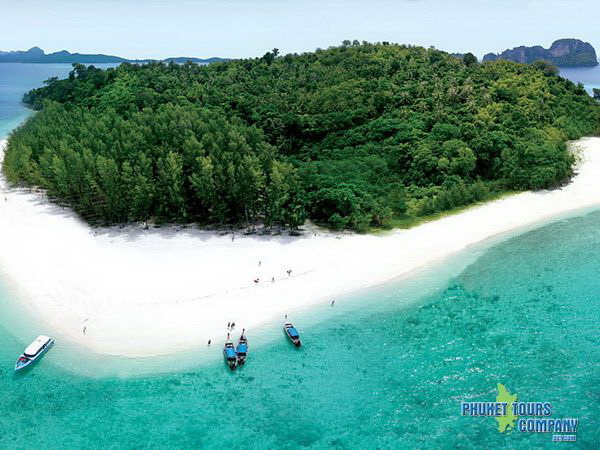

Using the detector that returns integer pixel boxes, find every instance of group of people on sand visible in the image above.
[252,260,293,284]
[207,322,237,346]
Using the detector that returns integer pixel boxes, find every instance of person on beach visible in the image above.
[227,322,231,330]
[231,322,235,330]
[83,326,87,335]
[259,260,261,267]
[331,300,335,307]
[208,339,211,346]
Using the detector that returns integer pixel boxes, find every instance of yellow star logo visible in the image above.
[496,383,518,433]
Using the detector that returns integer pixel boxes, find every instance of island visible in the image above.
[4,43,599,232]
[483,38,599,67]
[0,46,226,64]
[1,42,600,357]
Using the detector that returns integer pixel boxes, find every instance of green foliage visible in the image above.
[5,43,600,230]
[532,60,559,77]
[462,53,478,66]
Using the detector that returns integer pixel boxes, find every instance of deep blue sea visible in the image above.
[0,64,598,448]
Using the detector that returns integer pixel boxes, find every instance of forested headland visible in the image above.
[3,42,600,231]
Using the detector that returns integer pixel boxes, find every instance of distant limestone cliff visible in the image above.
[0,47,227,64]
[483,39,598,67]
[0,47,129,63]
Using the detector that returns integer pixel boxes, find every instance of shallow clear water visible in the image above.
[0,64,599,448]
[0,210,599,448]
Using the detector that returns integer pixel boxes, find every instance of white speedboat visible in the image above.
[15,335,54,371]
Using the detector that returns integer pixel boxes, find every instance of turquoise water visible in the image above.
[0,64,599,448]
[0,210,598,448]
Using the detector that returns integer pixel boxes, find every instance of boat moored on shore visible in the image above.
[284,322,302,347]
[223,334,237,371]
[236,330,248,366]
[15,335,54,371]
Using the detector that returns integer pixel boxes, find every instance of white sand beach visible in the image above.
[0,137,599,357]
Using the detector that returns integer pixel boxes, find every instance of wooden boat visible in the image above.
[236,330,248,366]
[284,322,302,347]
[15,335,54,371]
[223,334,237,371]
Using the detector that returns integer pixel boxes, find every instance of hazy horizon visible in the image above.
[1,0,598,59]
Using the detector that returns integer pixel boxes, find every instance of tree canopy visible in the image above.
[4,43,599,231]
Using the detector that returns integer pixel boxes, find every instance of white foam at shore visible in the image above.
[0,137,599,357]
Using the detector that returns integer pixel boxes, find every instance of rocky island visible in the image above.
[0,46,225,64]
[483,38,598,67]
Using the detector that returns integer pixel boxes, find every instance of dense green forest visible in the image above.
[4,42,600,231]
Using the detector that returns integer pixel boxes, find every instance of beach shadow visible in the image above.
[89,223,328,245]
[91,225,215,243]
[3,181,343,245]
[8,188,82,221]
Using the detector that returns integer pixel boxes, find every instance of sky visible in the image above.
[0,0,598,59]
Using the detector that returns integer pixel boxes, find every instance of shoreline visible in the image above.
[1,137,600,358]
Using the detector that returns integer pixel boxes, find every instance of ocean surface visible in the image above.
[560,65,600,94]
[0,64,599,448]
[0,63,118,139]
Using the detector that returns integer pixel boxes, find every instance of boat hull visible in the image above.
[287,337,302,348]
[223,340,237,371]
[14,340,54,371]
[236,339,248,366]
[284,324,302,347]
